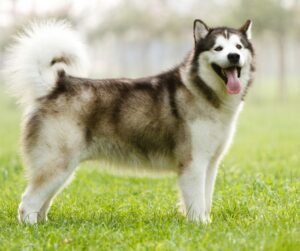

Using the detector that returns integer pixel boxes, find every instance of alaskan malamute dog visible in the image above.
[4,19,254,224]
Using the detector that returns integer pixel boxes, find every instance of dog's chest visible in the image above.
[188,112,235,158]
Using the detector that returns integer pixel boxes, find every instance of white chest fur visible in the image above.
[188,102,243,163]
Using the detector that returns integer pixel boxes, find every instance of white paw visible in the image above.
[186,210,212,224]
[203,215,212,224]
[18,205,44,224]
[25,212,39,224]
[205,211,212,224]
[19,211,39,224]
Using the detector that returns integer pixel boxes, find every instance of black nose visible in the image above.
[227,53,240,64]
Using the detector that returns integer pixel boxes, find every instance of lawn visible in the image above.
[0,85,299,251]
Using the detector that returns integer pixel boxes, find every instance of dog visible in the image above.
[3,19,254,224]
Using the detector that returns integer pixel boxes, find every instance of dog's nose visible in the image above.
[227,53,240,64]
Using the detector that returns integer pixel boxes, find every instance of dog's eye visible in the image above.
[214,46,223,51]
[236,44,242,49]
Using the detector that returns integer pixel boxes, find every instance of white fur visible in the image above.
[179,103,243,222]
[245,22,252,40]
[210,35,247,68]
[3,20,89,107]
[3,21,90,223]
[19,156,79,224]
[178,32,252,222]
[19,113,84,224]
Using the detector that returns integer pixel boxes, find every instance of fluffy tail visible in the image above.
[3,20,89,107]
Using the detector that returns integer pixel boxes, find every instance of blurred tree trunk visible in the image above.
[278,35,286,100]
[299,41,300,96]
[11,0,17,17]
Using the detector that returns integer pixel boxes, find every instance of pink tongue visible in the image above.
[225,68,241,94]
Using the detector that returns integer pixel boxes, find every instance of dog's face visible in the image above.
[193,20,254,95]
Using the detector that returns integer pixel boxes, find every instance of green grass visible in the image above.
[0,86,299,251]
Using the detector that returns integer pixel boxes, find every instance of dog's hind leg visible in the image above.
[18,151,79,224]
[38,172,74,223]
[18,112,85,224]
[38,197,52,222]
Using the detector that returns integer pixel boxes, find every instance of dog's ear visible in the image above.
[193,19,209,44]
[240,20,252,39]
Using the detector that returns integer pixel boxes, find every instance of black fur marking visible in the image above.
[46,76,68,100]
[50,57,71,66]
[166,80,179,119]
[111,83,131,126]
[159,70,181,119]
[192,26,230,94]
[193,75,221,109]
[190,31,222,108]
[50,69,183,145]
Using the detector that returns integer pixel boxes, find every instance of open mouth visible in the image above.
[211,63,242,95]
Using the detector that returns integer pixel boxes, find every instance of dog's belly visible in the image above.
[82,137,178,172]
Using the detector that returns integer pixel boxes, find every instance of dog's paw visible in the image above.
[18,205,46,224]
[203,215,212,225]
[19,210,38,224]
[204,211,212,224]
[186,211,212,225]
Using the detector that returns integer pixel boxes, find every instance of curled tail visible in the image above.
[3,20,89,107]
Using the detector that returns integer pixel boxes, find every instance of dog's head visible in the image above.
[192,19,254,95]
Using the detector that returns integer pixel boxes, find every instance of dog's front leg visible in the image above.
[178,157,210,224]
[205,158,220,223]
